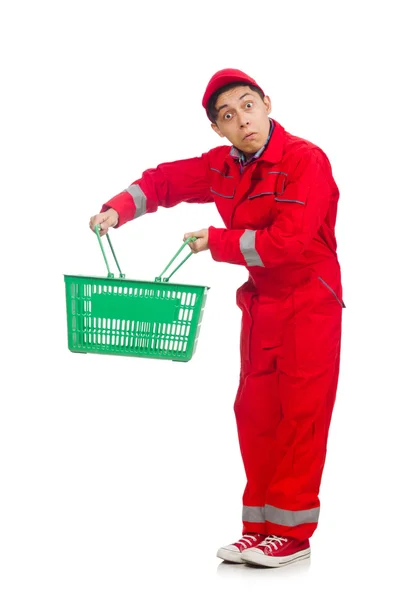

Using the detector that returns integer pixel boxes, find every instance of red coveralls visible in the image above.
[102,119,345,541]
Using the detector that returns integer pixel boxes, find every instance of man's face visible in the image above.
[211,85,272,155]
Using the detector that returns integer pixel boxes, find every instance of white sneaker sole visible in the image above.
[216,548,245,564]
[242,548,311,568]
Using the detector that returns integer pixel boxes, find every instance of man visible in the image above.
[89,68,345,568]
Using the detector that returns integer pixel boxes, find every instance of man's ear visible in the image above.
[263,95,272,115]
[211,122,225,138]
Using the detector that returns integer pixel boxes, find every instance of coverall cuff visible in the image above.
[100,190,136,228]
[208,226,244,265]
[207,226,221,260]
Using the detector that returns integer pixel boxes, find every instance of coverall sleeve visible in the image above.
[208,149,334,268]
[100,153,213,227]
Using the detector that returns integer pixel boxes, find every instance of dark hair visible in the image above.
[207,82,265,124]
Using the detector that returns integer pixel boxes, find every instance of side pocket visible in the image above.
[318,276,346,308]
[236,283,255,365]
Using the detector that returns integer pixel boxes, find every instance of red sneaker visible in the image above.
[241,535,310,567]
[216,533,266,564]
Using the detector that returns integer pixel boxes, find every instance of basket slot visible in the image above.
[120,319,125,347]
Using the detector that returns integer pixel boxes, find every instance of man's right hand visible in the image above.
[89,208,119,237]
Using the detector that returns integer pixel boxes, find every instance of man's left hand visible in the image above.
[183,229,209,253]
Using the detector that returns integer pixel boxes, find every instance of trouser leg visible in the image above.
[234,294,283,535]
[235,277,343,539]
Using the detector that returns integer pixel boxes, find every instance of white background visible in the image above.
[1,0,396,598]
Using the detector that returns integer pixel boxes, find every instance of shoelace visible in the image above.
[260,535,288,551]
[237,534,263,550]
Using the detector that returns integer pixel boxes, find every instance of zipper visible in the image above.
[230,160,257,225]
[318,276,346,308]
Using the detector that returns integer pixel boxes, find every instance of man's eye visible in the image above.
[224,113,232,120]
[246,102,253,108]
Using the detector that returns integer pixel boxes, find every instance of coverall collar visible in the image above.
[226,118,285,167]
[230,118,274,166]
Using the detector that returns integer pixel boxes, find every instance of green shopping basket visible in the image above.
[64,225,209,362]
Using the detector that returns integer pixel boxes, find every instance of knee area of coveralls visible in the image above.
[234,369,281,433]
[234,295,283,430]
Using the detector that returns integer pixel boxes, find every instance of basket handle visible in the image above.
[155,237,197,282]
[94,224,125,279]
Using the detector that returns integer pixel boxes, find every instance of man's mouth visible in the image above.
[244,132,256,140]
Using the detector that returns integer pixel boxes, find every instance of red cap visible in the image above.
[202,68,264,117]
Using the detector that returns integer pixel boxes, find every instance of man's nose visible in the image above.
[237,112,250,127]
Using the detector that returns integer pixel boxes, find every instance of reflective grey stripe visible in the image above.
[243,506,265,522]
[318,277,346,308]
[240,230,265,267]
[268,171,288,176]
[265,504,320,526]
[125,184,147,219]
[248,192,274,199]
[275,197,305,205]
[210,167,234,178]
[210,187,234,199]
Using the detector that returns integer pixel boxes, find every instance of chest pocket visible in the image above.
[209,167,236,199]
[238,170,289,229]
[247,170,288,199]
